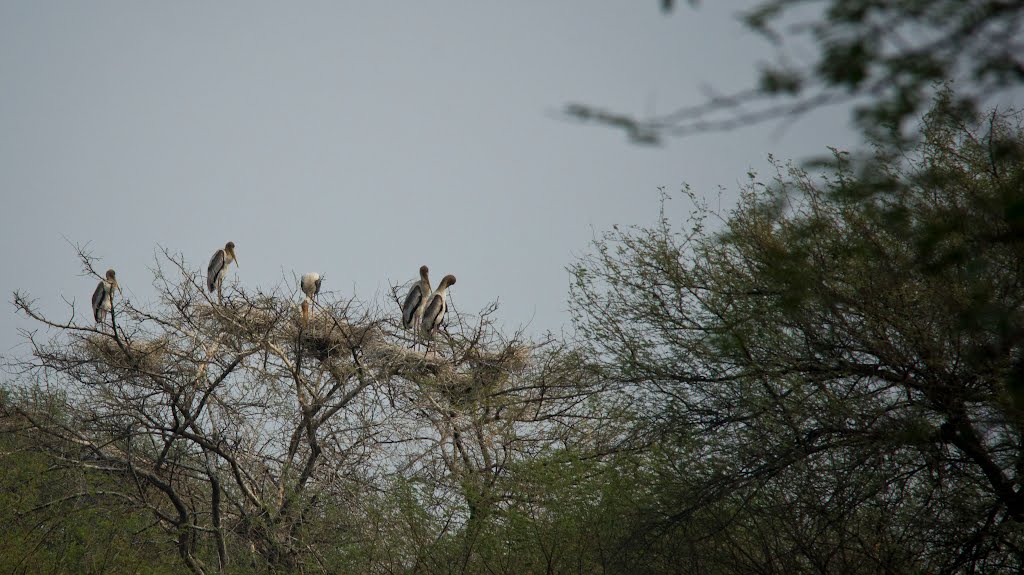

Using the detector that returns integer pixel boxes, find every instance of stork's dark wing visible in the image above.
[207,250,225,292]
[402,284,423,328]
[92,281,107,322]
[422,293,443,332]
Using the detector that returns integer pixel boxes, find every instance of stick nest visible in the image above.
[83,334,170,373]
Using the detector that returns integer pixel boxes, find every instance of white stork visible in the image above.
[300,272,322,323]
[207,241,239,303]
[91,268,122,325]
[421,274,456,340]
[401,265,432,338]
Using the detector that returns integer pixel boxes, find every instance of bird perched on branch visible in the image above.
[92,268,122,325]
[401,265,432,340]
[207,241,239,303]
[300,272,323,323]
[421,274,456,339]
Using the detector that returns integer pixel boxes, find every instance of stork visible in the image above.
[401,265,431,343]
[207,241,239,303]
[421,274,456,342]
[300,272,322,324]
[92,268,122,325]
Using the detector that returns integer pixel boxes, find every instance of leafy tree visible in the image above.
[568,1,1024,146]
[0,389,182,573]
[570,93,1024,572]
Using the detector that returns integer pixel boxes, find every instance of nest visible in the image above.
[195,299,284,336]
[83,334,169,373]
[418,344,533,405]
[465,344,531,375]
[363,342,453,381]
[289,313,383,362]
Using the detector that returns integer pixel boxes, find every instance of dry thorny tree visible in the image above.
[6,247,606,574]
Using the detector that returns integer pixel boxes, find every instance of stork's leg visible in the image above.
[422,328,436,358]
[418,321,430,352]
[409,316,420,350]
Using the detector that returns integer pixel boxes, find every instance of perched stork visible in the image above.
[300,272,322,323]
[401,265,432,337]
[91,268,122,325]
[421,274,456,339]
[207,241,239,303]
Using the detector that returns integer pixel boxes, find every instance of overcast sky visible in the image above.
[0,1,858,358]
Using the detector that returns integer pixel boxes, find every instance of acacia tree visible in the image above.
[570,94,1024,572]
[6,249,603,575]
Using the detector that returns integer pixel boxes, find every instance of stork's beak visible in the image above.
[115,280,123,295]
[233,254,240,268]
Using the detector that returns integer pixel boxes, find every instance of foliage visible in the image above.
[7,94,1024,575]
[570,94,1024,572]
[0,390,183,574]
[569,0,1024,146]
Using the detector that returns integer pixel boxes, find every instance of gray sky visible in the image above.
[0,1,856,357]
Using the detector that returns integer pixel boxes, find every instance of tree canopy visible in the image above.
[570,92,1024,572]
[5,94,1024,574]
[568,0,1024,146]
[4,252,606,574]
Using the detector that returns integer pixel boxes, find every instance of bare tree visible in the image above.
[6,247,606,574]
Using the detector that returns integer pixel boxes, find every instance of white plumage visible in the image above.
[300,273,322,300]
[300,272,322,323]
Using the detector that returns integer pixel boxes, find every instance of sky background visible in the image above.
[0,1,858,358]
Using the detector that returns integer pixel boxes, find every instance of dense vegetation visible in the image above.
[4,94,1024,574]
